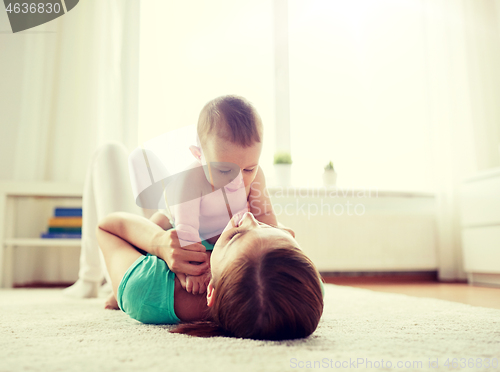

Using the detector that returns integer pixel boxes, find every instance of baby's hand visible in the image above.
[256,219,296,238]
[176,272,187,290]
[276,221,295,238]
[280,225,295,238]
[185,272,211,295]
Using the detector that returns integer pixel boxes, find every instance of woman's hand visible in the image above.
[148,211,214,277]
[147,211,209,275]
[155,229,209,276]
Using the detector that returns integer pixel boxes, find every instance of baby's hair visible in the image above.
[170,239,324,340]
[197,95,262,148]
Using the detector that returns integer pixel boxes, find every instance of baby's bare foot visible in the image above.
[104,293,119,310]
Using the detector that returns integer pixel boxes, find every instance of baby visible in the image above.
[166,95,279,294]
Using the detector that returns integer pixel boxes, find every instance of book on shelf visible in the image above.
[49,217,82,227]
[41,207,83,239]
[54,207,82,217]
[48,227,82,234]
[40,233,81,239]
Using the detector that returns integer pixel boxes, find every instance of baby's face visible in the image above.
[200,136,262,191]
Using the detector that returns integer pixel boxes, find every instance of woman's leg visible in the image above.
[63,141,146,298]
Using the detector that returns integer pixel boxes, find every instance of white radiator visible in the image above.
[268,188,437,272]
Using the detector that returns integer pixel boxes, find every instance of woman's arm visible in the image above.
[96,221,209,321]
[97,212,208,276]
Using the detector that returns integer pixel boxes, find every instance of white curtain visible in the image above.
[424,0,500,280]
[286,0,500,280]
[0,0,140,284]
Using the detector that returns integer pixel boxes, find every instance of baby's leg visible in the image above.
[64,141,146,299]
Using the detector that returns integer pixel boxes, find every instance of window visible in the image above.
[288,0,434,191]
[139,0,436,191]
[138,0,275,177]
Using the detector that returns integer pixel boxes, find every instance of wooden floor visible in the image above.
[322,277,500,310]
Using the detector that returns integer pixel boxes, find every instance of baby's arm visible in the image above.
[159,205,209,295]
[248,167,296,237]
[169,168,203,247]
[171,198,202,246]
[248,166,278,226]
[171,196,212,294]
[169,170,215,294]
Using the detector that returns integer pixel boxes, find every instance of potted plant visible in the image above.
[323,161,337,187]
[274,152,292,187]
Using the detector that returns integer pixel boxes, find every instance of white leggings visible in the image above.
[79,141,154,284]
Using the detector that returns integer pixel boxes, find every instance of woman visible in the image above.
[97,209,324,340]
[78,142,324,339]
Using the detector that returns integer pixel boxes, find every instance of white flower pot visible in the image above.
[274,164,291,187]
[323,170,337,187]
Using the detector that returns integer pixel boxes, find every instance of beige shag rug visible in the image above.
[1,284,499,372]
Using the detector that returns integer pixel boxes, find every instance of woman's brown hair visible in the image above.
[170,239,324,340]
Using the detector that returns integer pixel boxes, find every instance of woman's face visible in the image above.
[209,212,297,280]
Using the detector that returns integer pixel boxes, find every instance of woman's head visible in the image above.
[173,212,324,340]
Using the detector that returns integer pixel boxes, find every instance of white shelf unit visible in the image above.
[0,181,83,288]
[4,238,82,247]
[460,167,500,287]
